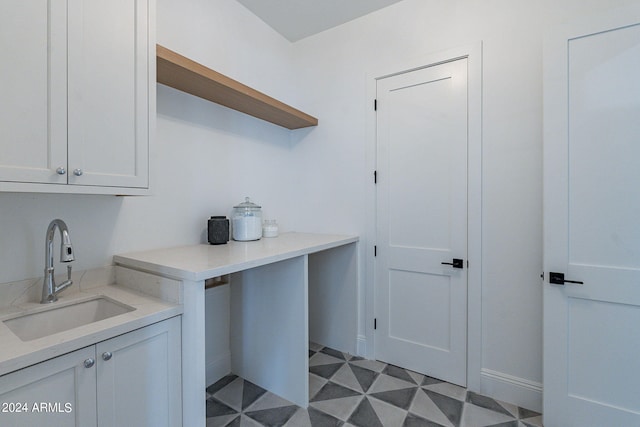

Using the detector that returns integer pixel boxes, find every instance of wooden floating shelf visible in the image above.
[156,44,318,130]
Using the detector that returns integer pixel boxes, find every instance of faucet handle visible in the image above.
[53,265,73,295]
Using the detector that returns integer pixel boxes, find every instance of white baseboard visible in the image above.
[356,335,368,358]
[479,368,542,413]
[206,351,231,388]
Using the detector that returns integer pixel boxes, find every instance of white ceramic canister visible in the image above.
[232,197,263,241]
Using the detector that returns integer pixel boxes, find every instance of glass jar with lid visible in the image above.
[232,197,263,241]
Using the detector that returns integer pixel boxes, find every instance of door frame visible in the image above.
[364,42,483,391]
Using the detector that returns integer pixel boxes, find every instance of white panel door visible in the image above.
[0,346,97,427]
[96,317,182,427]
[0,0,67,184]
[67,0,149,188]
[375,58,468,386]
[543,8,640,427]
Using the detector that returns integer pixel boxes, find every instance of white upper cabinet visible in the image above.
[0,0,153,194]
[0,0,68,185]
[67,0,150,189]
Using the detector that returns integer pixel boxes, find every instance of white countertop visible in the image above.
[114,232,359,281]
[0,285,182,376]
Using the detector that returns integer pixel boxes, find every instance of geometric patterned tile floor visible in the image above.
[206,343,543,427]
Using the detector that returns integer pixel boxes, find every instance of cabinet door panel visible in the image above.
[67,0,149,188]
[0,0,67,184]
[0,346,97,427]
[96,317,182,427]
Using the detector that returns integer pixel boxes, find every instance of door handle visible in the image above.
[442,258,464,269]
[549,272,583,285]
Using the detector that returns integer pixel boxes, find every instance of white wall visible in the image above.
[0,0,301,285]
[1,0,636,412]
[286,0,639,410]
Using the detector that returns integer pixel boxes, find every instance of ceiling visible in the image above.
[236,0,405,42]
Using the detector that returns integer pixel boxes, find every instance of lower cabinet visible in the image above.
[0,317,181,427]
[0,346,96,426]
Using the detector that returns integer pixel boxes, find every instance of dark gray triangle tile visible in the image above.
[310,363,345,380]
[421,376,443,387]
[310,350,317,358]
[321,347,348,360]
[311,382,362,402]
[383,365,417,384]
[370,387,418,410]
[245,405,298,426]
[349,364,379,393]
[206,397,238,418]
[310,373,328,400]
[225,415,241,427]
[308,406,344,427]
[424,390,463,427]
[466,391,513,418]
[403,412,447,427]
[349,355,365,362]
[310,395,364,422]
[424,382,466,402]
[243,381,268,410]
[348,397,384,427]
[517,407,541,419]
[521,421,539,427]
[486,422,518,427]
[206,374,238,395]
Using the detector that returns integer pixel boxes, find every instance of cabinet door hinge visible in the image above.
[374,99,377,111]
[374,170,377,184]
[374,318,377,330]
[374,246,377,257]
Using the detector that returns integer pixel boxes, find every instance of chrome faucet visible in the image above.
[41,219,75,304]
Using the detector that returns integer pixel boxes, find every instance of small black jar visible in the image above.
[207,216,229,245]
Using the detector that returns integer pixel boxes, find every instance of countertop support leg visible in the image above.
[182,279,206,426]
[230,255,309,407]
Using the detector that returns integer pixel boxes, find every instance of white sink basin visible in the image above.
[3,297,135,341]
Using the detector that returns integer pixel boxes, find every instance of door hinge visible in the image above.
[374,170,377,184]
[374,245,377,257]
[374,99,377,111]
[374,318,377,330]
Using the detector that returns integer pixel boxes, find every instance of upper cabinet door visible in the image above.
[67,0,150,188]
[0,0,67,184]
